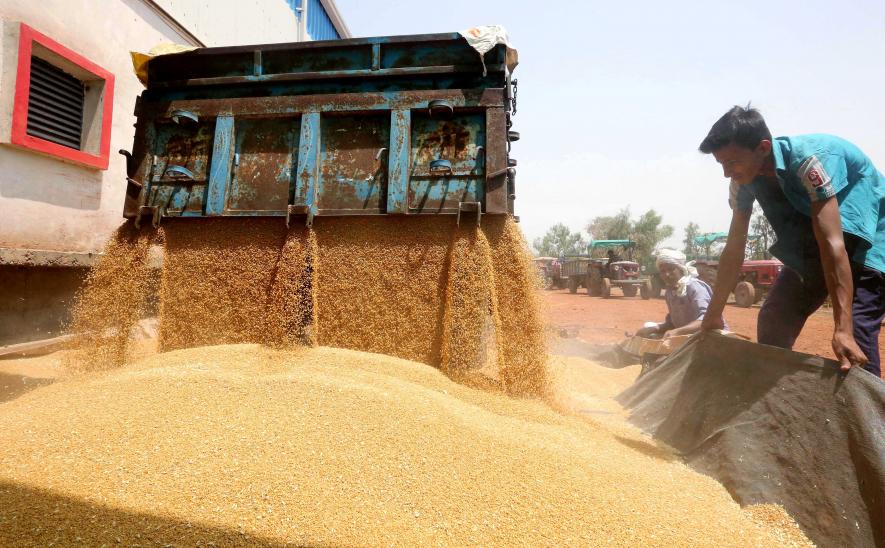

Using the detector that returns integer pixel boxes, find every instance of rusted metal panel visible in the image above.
[127,33,518,223]
[410,114,485,177]
[143,89,504,119]
[151,122,213,183]
[407,113,484,213]
[227,118,300,214]
[123,121,154,219]
[318,115,388,214]
[484,108,508,213]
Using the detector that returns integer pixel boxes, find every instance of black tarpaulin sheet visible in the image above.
[617,333,885,547]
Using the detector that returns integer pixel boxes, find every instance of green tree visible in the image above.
[586,208,674,265]
[683,222,701,258]
[533,223,587,257]
[632,209,674,264]
[586,207,632,241]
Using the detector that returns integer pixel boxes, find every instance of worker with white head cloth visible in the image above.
[636,249,719,339]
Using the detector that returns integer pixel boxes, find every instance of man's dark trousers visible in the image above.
[757,264,885,377]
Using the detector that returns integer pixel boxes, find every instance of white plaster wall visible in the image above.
[154,0,300,46]
[0,0,196,253]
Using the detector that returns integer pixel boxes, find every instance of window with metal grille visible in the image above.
[26,57,85,151]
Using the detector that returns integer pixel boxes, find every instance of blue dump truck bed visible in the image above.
[122,32,518,226]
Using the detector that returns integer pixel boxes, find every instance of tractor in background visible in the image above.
[558,255,591,293]
[733,259,783,307]
[586,240,652,299]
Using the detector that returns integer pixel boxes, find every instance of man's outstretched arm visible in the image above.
[810,197,868,371]
[701,209,751,330]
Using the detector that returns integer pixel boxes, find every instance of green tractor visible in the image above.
[586,240,652,299]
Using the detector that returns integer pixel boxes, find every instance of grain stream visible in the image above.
[68,216,549,394]
[64,223,156,372]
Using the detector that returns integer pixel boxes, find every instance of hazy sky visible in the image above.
[335,0,885,249]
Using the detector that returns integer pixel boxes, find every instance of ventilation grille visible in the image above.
[26,57,85,150]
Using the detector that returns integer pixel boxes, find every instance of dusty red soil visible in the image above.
[540,288,885,364]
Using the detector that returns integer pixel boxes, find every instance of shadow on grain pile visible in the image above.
[66,216,547,396]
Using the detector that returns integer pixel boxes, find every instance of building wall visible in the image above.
[0,0,349,345]
[154,0,300,46]
[0,0,198,255]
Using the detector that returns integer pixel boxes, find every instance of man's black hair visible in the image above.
[698,105,772,153]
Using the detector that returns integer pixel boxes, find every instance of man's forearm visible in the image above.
[706,210,751,321]
[708,238,746,316]
[818,236,854,332]
[810,199,854,333]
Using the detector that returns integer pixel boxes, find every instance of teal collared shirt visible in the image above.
[730,134,885,275]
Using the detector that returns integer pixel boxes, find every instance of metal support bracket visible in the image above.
[286,205,313,228]
[135,205,161,229]
[456,201,482,227]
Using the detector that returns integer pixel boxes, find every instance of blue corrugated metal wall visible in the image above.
[307,0,340,40]
[283,0,341,41]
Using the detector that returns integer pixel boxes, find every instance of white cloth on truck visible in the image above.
[459,26,518,75]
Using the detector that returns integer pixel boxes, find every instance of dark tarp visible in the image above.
[617,333,885,547]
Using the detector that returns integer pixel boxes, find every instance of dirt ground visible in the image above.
[541,288,885,366]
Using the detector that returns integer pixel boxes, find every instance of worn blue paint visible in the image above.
[409,178,481,212]
[295,112,321,216]
[206,116,235,215]
[387,109,410,214]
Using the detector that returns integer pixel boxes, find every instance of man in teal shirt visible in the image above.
[698,106,884,376]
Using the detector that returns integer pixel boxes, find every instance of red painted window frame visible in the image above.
[11,23,115,170]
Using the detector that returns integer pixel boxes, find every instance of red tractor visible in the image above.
[733,259,783,307]
[687,258,783,307]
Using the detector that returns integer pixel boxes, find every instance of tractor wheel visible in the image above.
[650,276,664,298]
[622,284,638,297]
[587,279,601,297]
[601,278,612,299]
[734,281,755,308]
[640,280,652,300]
[754,286,765,303]
[543,276,554,290]
[568,277,579,294]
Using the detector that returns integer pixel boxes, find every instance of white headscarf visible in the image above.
[655,249,695,297]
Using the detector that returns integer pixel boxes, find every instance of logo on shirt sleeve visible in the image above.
[727,179,753,210]
[798,155,835,200]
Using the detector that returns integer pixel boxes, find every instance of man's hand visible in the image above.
[701,314,724,331]
[832,330,868,372]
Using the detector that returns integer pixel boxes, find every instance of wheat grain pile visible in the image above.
[0,345,810,546]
